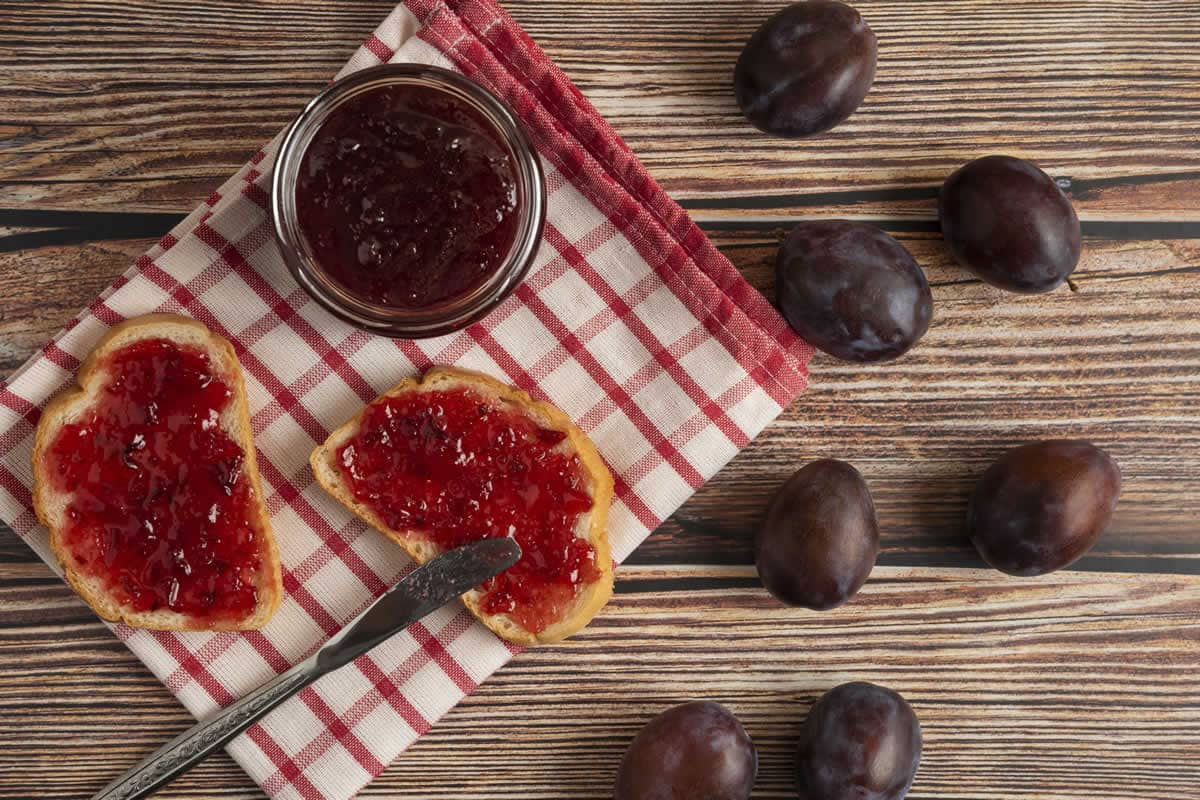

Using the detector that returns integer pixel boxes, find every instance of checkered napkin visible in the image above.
[0,1,811,797]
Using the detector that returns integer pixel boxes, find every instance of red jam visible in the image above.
[295,83,520,309]
[44,339,263,622]
[337,387,600,633]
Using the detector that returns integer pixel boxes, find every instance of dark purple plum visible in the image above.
[756,459,879,610]
[939,155,1082,293]
[797,682,922,800]
[776,220,932,362]
[968,439,1121,576]
[735,1,877,137]
[615,701,757,800]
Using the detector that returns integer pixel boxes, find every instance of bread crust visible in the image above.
[310,366,614,646]
[31,314,282,631]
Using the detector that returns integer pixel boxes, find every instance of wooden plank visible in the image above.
[0,239,151,373]
[0,1,1198,215]
[4,227,1198,571]
[0,565,1196,798]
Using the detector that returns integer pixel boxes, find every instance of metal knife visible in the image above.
[91,537,522,800]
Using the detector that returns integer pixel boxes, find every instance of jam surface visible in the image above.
[296,83,520,309]
[44,339,263,622]
[337,386,599,633]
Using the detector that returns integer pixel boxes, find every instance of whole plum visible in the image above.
[735,1,877,137]
[939,155,1082,293]
[756,459,879,610]
[968,439,1121,576]
[797,682,922,800]
[776,220,932,362]
[615,701,757,800]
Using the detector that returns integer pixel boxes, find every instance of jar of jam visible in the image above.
[272,65,546,338]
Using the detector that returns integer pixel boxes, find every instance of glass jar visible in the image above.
[271,64,546,338]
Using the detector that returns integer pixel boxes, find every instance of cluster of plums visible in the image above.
[759,439,1122,613]
[614,440,1121,800]
[735,1,1083,364]
[616,684,920,800]
[734,0,1122,613]
[608,4,1124,797]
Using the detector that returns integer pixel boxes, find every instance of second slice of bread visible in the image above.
[310,366,614,646]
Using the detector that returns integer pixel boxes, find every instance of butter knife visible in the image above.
[92,537,522,800]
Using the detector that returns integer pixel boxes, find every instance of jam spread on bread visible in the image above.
[337,387,600,633]
[295,82,520,309]
[44,339,263,622]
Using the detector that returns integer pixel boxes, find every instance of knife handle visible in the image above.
[89,539,521,800]
[91,660,318,800]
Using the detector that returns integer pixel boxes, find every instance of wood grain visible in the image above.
[1,1,1198,798]
[2,1,1199,216]
[0,565,1197,799]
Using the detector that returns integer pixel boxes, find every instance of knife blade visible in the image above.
[91,536,522,800]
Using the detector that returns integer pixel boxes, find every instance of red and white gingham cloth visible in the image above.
[0,2,812,797]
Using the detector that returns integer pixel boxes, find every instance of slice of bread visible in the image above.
[310,366,614,646]
[32,314,282,631]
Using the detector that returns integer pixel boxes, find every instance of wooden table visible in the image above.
[2,2,1197,797]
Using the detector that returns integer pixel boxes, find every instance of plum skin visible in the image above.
[939,155,1082,293]
[776,220,933,363]
[735,1,877,138]
[756,459,880,610]
[968,439,1122,576]
[614,701,757,800]
[797,682,922,800]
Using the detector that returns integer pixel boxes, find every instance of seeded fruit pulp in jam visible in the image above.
[44,339,262,622]
[295,83,520,309]
[337,387,599,633]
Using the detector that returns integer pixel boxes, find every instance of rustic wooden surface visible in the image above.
[1,1,1198,798]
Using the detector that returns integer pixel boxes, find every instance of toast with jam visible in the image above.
[311,366,614,646]
[32,314,282,631]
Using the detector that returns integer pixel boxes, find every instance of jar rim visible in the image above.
[271,64,546,339]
